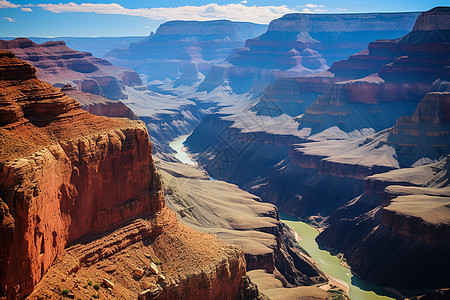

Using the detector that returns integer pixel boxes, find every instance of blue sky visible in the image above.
[0,0,447,37]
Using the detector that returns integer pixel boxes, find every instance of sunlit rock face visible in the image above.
[0,51,248,300]
[199,12,418,94]
[104,20,267,82]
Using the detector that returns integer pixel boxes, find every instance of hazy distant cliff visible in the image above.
[200,12,419,94]
[105,20,267,82]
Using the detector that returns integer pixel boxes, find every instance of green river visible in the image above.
[281,213,399,300]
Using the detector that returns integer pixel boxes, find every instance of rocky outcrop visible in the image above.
[0,51,248,299]
[61,85,138,120]
[24,36,145,58]
[105,20,267,82]
[0,38,143,100]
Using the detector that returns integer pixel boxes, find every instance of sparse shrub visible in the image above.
[93,283,100,290]
[92,294,99,299]
[61,289,70,296]
[88,280,93,286]
[153,258,161,265]
[327,289,348,300]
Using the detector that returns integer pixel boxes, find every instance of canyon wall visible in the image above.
[199,12,418,94]
[0,51,249,299]
[61,85,139,120]
[295,7,449,134]
[314,89,450,290]
[254,7,447,129]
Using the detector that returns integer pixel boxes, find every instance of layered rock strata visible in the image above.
[0,51,248,299]
[0,38,144,100]
[296,7,449,134]
[290,90,450,184]
[200,12,418,94]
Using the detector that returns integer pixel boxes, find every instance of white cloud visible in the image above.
[305,4,324,8]
[36,2,298,24]
[302,8,312,13]
[336,7,348,11]
[0,0,18,8]
[4,16,15,22]
[21,7,32,12]
[240,0,248,3]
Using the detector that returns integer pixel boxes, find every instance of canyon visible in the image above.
[0,51,252,299]
[184,7,450,295]
[0,49,331,299]
[0,38,144,100]
[199,12,419,94]
[1,5,449,300]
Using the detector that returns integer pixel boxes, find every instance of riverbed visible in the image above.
[281,214,399,300]
[169,135,195,166]
[169,135,398,300]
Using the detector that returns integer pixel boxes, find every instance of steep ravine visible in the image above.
[170,135,396,300]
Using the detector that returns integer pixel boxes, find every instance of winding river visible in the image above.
[169,135,196,166]
[281,214,398,300]
[169,135,398,300]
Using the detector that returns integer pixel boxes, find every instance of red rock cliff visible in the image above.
[0,51,247,299]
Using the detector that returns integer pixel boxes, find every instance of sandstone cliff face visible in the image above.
[0,50,163,298]
[0,51,248,299]
[0,38,143,100]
